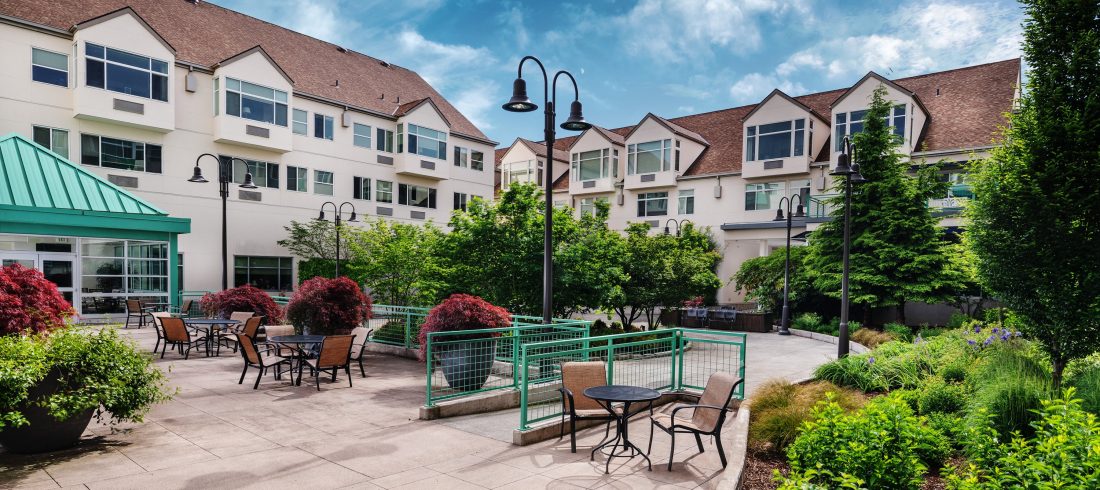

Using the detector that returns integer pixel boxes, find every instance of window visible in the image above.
[314,170,334,196]
[398,183,436,208]
[353,177,371,200]
[33,126,69,159]
[572,149,611,181]
[835,105,907,150]
[627,140,672,174]
[314,114,334,140]
[745,119,805,161]
[745,182,782,211]
[286,166,307,192]
[678,189,695,215]
[376,128,394,152]
[31,47,67,87]
[85,43,168,102]
[376,180,393,203]
[454,146,469,168]
[234,256,292,291]
[789,179,811,207]
[222,156,278,188]
[353,123,372,148]
[80,134,161,173]
[637,192,669,217]
[225,77,287,126]
[471,150,484,171]
[454,192,468,211]
[407,124,447,159]
[579,197,608,217]
[502,160,543,190]
[79,239,169,313]
[613,149,620,178]
[292,109,308,135]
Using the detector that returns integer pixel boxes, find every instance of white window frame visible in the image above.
[292,109,308,135]
[678,189,695,215]
[31,47,68,87]
[226,157,278,188]
[353,123,372,148]
[746,119,805,161]
[745,182,782,211]
[571,148,610,181]
[81,133,161,174]
[84,42,168,102]
[33,125,69,159]
[224,77,288,127]
[286,165,307,192]
[376,180,393,203]
[314,114,334,140]
[314,170,334,195]
[834,105,907,150]
[502,160,542,190]
[454,146,469,168]
[627,139,672,175]
[471,150,484,171]
[407,124,447,159]
[353,176,371,200]
[454,192,469,211]
[376,128,394,152]
[399,183,436,209]
[637,192,669,217]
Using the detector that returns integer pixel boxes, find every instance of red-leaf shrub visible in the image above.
[285,277,371,335]
[199,285,283,325]
[0,264,75,335]
[418,294,511,361]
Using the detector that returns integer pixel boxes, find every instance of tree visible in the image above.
[967,0,1100,389]
[554,200,628,317]
[277,219,340,280]
[734,245,820,314]
[343,219,448,307]
[806,85,951,325]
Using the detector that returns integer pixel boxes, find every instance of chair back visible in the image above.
[229,311,255,323]
[692,372,741,433]
[264,325,294,338]
[150,311,172,328]
[180,299,194,316]
[161,317,190,343]
[241,317,262,338]
[237,333,261,364]
[317,335,354,368]
[561,361,607,411]
[126,299,142,314]
[349,327,372,357]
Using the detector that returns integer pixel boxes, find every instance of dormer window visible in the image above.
[745,119,805,161]
[571,149,611,181]
[407,124,447,159]
[627,139,672,175]
[225,77,288,127]
[502,160,542,190]
[85,43,168,102]
[834,105,906,150]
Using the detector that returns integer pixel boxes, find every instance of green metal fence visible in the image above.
[424,320,592,406]
[516,328,746,430]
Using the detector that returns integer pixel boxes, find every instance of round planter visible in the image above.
[0,371,95,454]
[438,338,497,392]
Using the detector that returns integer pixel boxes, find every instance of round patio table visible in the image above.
[267,335,326,386]
[584,385,661,473]
[183,318,241,357]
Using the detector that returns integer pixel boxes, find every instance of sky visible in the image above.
[212,0,1025,145]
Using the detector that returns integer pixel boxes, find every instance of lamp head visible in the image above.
[502,78,537,112]
[188,165,208,183]
[560,100,592,131]
[347,211,358,222]
[663,226,671,235]
[831,150,853,176]
[850,163,868,184]
[316,210,326,221]
[239,172,258,189]
[773,209,785,222]
[794,204,806,218]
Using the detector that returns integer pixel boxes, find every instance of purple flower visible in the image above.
[1001,333,1010,341]
[967,339,977,346]
[913,334,924,344]
[984,336,994,346]
[992,327,1000,334]
[1014,331,1022,338]
[973,325,982,334]
[868,357,876,365]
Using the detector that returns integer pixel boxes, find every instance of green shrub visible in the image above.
[814,354,883,392]
[1068,364,1100,415]
[947,312,970,329]
[918,377,967,414]
[780,393,945,489]
[884,322,912,341]
[893,387,921,412]
[792,312,824,332]
[748,380,865,451]
[941,362,968,384]
[965,344,1051,438]
[815,332,973,394]
[926,412,966,450]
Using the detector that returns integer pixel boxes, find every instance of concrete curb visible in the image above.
[787,328,870,354]
[714,405,750,490]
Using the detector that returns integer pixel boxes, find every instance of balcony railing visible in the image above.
[808,184,973,219]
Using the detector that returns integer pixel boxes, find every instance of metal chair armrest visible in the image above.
[669,403,729,423]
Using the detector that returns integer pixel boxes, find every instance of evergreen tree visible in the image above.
[806,85,951,325]
[968,0,1100,389]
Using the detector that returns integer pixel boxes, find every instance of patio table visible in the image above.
[267,335,326,386]
[584,385,661,473]
[183,318,241,357]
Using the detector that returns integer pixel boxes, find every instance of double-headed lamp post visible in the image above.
[317,201,357,277]
[831,136,867,357]
[501,55,593,323]
[188,153,257,291]
[773,195,805,335]
[663,218,693,237]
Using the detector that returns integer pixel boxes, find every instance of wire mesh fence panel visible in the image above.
[606,334,679,392]
[679,329,747,399]
[369,305,429,349]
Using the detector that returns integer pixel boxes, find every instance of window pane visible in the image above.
[275,104,287,126]
[81,134,98,166]
[758,121,791,134]
[239,79,274,99]
[86,59,104,88]
[33,127,51,148]
[150,59,168,74]
[33,66,67,86]
[151,74,167,102]
[32,48,67,71]
[758,132,792,160]
[85,43,104,58]
[105,47,149,69]
[106,63,150,98]
[240,94,275,123]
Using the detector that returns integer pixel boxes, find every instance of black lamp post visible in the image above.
[663,218,693,236]
[188,153,257,291]
[773,194,806,335]
[502,55,592,323]
[830,136,867,357]
[316,202,357,277]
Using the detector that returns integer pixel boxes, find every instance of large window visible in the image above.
[33,126,69,159]
[745,182,782,211]
[353,123,372,148]
[835,105,907,150]
[746,119,805,161]
[225,77,288,126]
[85,43,168,102]
[376,128,394,152]
[637,192,669,217]
[502,160,542,190]
[471,150,484,171]
[81,134,161,173]
[314,114,334,140]
[398,183,436,208]
[234,256,292,291]
[353,177,371,200]
[222,156,278,188]
[407,124,447,159]
[314,170,334,196]
[454,146,469,168]
[376,180,393,203]
[292,109,308,135]
[453,192,468,211]
[678,189,695,215]
[32,47,68,87]
[572,149,611,181]
[628,140,672,174]
[80,239,168,314]
[580,197,608,217]
[286,166,307,192]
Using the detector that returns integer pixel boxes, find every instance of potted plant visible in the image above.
[418,294,510,391]
[285,277,371,336]
[0,264,171,453]
[200,284,284,325]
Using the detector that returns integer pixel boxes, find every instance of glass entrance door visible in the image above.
[0,253,78,309]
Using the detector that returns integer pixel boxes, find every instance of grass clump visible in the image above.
[965,342,1051,439]
[747,379,865,452]
[851,328,895,348]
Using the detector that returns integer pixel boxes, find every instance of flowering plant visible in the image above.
[682,296,705,308]
[285,277,371,335]
[200,284,283,324]
[417,294,510,361]
[0,264,75,336]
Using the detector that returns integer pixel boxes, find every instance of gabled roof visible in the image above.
[742,89,828,124]
[582,126,626,147]
[831,71,931,120]
[214,45,293,85]
[514,138,568,163]
[393,97,453,128]
[625,113,709,146]
[70,6,175,54]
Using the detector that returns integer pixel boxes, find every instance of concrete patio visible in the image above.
[0,327,836,489]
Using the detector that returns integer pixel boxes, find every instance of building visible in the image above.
[0,0,497,317]
[495,59,1021,304]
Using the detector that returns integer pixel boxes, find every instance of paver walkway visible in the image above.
[0,327,835,489]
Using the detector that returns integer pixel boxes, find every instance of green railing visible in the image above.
[516,328,746,430]
[371,305,431,349]
[424,320,592,406]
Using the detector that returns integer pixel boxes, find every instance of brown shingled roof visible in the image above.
[0,0,492,143]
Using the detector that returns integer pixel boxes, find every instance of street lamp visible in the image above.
[663,218,693,236]
[502,55,593,323]
[316,201,357,277]
[188,153,258,291]
[830,136,867,357]
[773,194,806,335]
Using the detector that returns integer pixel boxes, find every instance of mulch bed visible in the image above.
[740,443,961,489]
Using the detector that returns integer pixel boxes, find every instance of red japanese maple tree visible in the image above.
[199,284,284,324]
[285,277,372,335]
[0,264,75,335]
[418,294,511,361]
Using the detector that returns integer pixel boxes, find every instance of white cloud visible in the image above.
[497,6,529,50]
[729,73,806,103]
[677,105,696,114]
[391,30,500,130]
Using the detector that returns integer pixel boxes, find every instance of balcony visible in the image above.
[213,114,293,153]
[624,171,676,191]
[929,184,973,215]
[395,152,451,180]
[570,177,615,195]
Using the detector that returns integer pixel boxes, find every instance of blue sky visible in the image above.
[213,0,1025,145]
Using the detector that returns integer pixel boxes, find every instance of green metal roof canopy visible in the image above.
[0,133,189,235]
